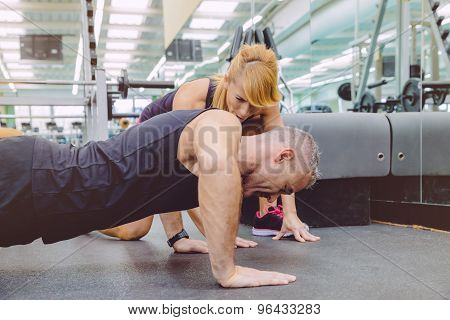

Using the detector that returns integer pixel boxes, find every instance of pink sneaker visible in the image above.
[252,205,308,237]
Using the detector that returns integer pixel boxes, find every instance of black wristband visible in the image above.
[167,229,189,247]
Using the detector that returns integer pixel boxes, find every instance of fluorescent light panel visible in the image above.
[146,55,166,81]
[103,62,128,69]
[9,70,34,78]
[6,63,32,69]
[189,18,224,29]
[105,42,136,50]
[197,1,238,13]
[182,33,217,41]
[109,14,145,25]
[0,10,23,22]
[243,15,262,31]
[217,41,230,54]
[111,0,148,8]
[2,52,20,61]
[0,28,26,36]
[0,41,20,50]
[104,53,132,61]
[107,29,140,39]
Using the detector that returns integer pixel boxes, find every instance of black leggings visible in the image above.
[0,136,40,247]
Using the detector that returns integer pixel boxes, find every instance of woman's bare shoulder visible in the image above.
[173,78,211,109]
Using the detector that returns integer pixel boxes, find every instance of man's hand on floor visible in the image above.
[173,238,209,253]
[272,214,320,243]
[235,236,258,248]
[173,237,258,253]
[218,266,296,288]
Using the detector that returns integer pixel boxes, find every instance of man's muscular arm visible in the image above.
[194,111,295,287]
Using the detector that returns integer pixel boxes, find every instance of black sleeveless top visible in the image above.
[139,78,216,122]
[32,109,211,244]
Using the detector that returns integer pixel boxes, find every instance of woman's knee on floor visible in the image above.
[117,216,154,241]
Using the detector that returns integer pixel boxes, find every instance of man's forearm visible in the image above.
[199,161,241,283]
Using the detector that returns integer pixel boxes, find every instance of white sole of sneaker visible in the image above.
[252,224,310,237]
[252,228,293,237]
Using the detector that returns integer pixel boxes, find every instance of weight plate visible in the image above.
[359,91,375,113]
[337,82,352,101]
[402,78,421,112]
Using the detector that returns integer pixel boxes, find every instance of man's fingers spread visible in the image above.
[294,233,306,243]
[272,232,284,240]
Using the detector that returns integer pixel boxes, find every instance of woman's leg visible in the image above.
[100,216,154,241]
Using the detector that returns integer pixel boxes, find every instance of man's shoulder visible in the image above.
[200,109,240,126]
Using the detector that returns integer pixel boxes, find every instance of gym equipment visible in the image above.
[359,92,376,113]
[298,105,333,113]
[346,78,449,113]
[337,82,353,101]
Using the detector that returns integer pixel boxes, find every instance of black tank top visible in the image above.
[139,78,216,122]
[32,109,212,244]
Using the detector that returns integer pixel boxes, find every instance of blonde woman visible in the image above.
[101,44,320,252]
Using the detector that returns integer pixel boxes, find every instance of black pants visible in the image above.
[0,136,40,247]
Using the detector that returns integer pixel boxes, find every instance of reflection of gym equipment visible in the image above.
[339,78,449,113]
[298,105,333,113]
[70,121,83,147]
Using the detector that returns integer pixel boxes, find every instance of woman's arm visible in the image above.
[261,105,320,243]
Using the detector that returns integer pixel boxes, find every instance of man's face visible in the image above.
[241,155,312,201]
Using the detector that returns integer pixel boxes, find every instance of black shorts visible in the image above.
[0,136,40,247]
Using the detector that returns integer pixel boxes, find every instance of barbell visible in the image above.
[0,69,174,101]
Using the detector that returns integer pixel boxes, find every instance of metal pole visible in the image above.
[356,0,388,102]
[80,0,94,142]
[395,0,410,94]
[95,68,108,141]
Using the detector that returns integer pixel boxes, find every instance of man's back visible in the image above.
[31,109,209,244]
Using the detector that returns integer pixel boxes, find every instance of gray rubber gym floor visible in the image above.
[1,215,449,300]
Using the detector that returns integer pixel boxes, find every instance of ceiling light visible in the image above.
[0,10,23,22]
[164,70,177,78]
[111,0,149,8]
[437,3,450,17]
[146,55,166,81]
[197,1,238,13]
[217,41,230,55]
[94,0,105,46]
[2,52,21,61]
[279,57,293,66]
[0,28,26,36]
[103,62,128,69]
[9,71,34,78]
[182,33,217,41]
[105,69,122,77]
[189,18,225,29]
[107,29,140,39]
[243,15,262,31]
[109,14,145,25]
[0,41,20,50]
[6,63,32,69]
[104,53,132,61]
[164,64,185,71]
[105,42,136,50]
